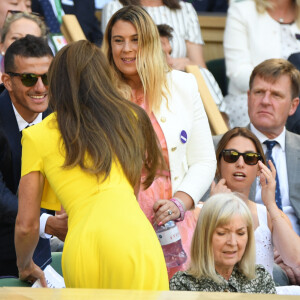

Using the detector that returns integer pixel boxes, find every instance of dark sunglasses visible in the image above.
[6,72,48,87]
[6,10,42,19]
[222,149,262,165]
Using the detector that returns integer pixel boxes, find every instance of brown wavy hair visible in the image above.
[48,40,164,188]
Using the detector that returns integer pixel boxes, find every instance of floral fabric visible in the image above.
[170,265,276,293]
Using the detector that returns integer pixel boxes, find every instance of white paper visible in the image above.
[276,286,300,295]
[32,265,65,288]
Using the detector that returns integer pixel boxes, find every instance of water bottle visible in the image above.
[154,221,187,268]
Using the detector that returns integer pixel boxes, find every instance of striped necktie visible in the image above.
[264,140,282,210]
[39,0,61,33]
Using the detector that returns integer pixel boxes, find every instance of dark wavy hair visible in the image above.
[48,40,164,188]
[4,34,53,72]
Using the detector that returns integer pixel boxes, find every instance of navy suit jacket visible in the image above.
[31,0,102,45]
[185,0,228,12]
[0,88,52,277]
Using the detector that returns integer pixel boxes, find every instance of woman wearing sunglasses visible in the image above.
[211,127,300,282]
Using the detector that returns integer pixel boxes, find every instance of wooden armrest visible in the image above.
[61,15,86,43]
[186,65,228,135]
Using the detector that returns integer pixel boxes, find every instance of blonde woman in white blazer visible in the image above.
[102,6,216,278]
[224,0,300,128]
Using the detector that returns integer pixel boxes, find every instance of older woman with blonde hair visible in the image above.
[102,5,216,278]
[224,0,300,128]
[170,193,276,293]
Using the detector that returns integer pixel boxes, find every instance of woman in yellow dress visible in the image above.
[14,40,169,289]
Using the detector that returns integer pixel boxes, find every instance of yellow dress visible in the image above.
[21,113,168,290]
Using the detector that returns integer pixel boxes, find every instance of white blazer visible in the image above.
[154,70,216,204]
[224,0,300,95]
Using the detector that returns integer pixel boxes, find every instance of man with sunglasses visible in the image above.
[0,35,67,277]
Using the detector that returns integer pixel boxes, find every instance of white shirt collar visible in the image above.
[12,103,43,132]
[250,123,286,151]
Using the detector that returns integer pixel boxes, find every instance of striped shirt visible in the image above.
[101,0,203,58]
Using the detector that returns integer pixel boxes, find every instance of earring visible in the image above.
[1,51,4,56]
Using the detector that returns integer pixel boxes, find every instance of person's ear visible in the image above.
[0,43,5,56]
[247,89,251,106]
[2,73,13,92]
[289,97,299,116]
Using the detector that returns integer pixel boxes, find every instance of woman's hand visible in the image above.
[18,259,47,287]
[210,179,231,196]
[259,160,276,208]
[152,199,180,225]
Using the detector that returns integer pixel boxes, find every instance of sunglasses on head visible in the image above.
[222,149,262,165]
[5,10,42,19]
[6,72,48,87]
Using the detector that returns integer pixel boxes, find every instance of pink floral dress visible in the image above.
[136,99,199,279]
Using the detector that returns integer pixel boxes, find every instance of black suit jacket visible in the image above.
[0,88,52,277]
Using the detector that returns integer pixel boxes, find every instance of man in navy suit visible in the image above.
[0,35,67,277]
[31,0,102,45]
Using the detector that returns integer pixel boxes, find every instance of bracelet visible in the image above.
[172,197,186,211]
[170,197,186,222]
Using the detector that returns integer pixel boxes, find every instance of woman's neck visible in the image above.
[268,0,296,23]
[238,192,249,203]
[124,74,143,90]
[124,76,145,103]
[215,265,234,281]
[140,0,163,6]
[229,186,251,203]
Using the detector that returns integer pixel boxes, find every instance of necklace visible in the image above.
[279,17,284,23]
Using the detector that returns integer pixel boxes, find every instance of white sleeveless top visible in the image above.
[254,204,274,276]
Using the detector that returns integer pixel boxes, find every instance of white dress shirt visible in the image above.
[12,104,52,238]
[251,124,300,234]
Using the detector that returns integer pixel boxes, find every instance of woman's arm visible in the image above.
[172,2,206,70]
[153,191,194,225]
[154,73,216,224]
[175,73,216,203]
[259,160,300,268]
[15,171,47,287]
[223,2,255,93]
[172,42,206,71]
